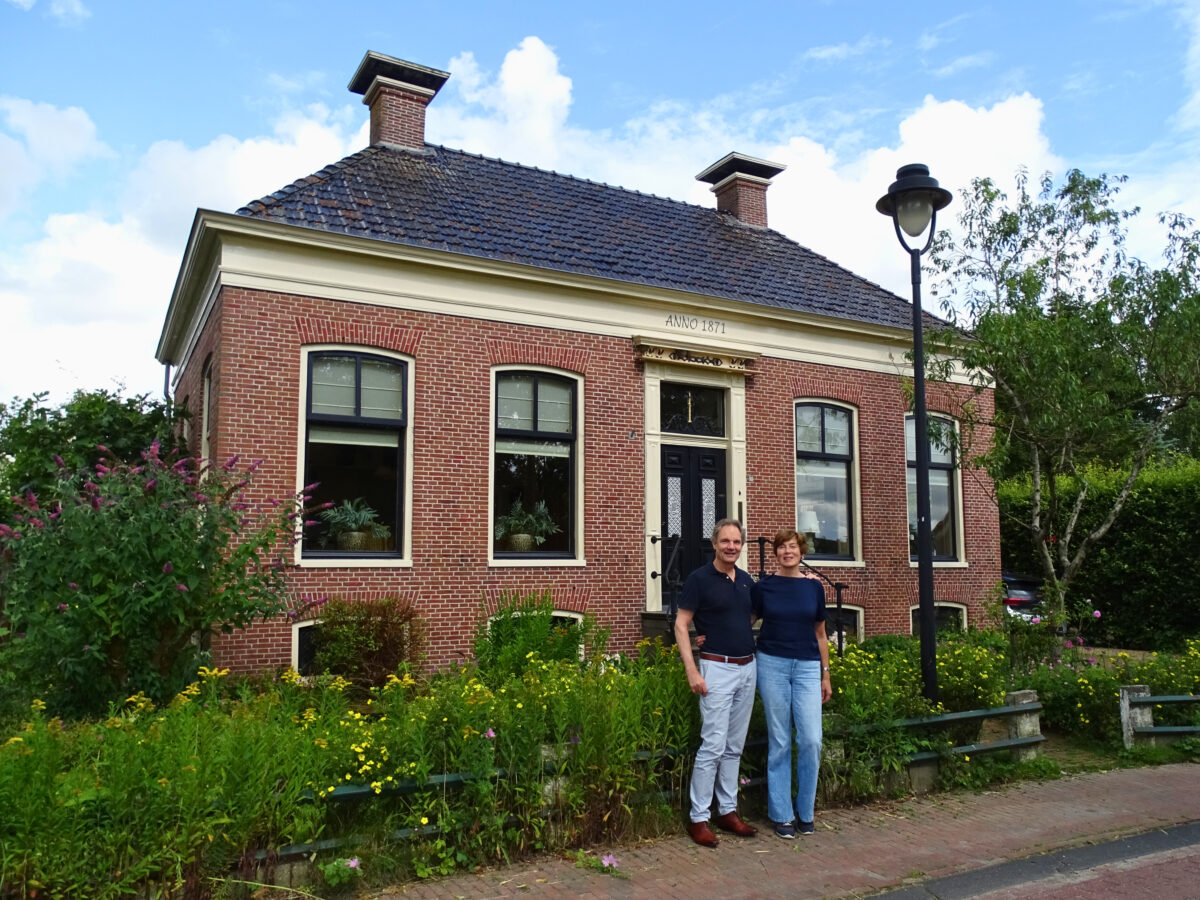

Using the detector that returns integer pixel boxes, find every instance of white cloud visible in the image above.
[0,103,365,403]
[930,53,994,78]
[49,0,88,24]
[0,97,110,218]
[1174,0,1200,131]
[804,36,889,62]
[6,0,36,10]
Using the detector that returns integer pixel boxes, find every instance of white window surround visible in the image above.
[904,413,967,567]
[291,618,322,673]
[294,344,415,568]
[824,602,865,644]
[794,398,863,566]
[488,364,586,567]
[200,356,213,464]
[907,601,968,634]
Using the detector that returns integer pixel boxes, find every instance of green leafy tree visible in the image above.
[928,169,1200,605]
[0,443,300,718]
[0,389,185,522]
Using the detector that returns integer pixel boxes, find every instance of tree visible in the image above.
[927,169,1200,606]
[0,389,185,522]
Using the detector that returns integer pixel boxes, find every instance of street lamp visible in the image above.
[876,163,952,703]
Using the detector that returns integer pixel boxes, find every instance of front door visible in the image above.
[659,445,728,613]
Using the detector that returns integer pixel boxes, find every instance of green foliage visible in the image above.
[1012,640,1200,745]
[472,590,608,686]
[0,389,184,523]
[493,498,561,546]
[316,856,363,889]
[928,169,1200,604]
[309,596,428,688]
[0,445,299,718]
[999,459,1200,649]
[318,497,390,539]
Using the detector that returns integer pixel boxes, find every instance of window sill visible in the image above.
[488,557,587,568]
[803,558,865,568]
[300,557,412,568]
[907,559,968,569]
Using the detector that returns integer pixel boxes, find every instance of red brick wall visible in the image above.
[185,286,999,672]
[201,286,646,671]
[368,83,430,149]
[714,177,770,228]
[745,357,1000,636]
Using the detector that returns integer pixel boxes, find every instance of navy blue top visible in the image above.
[752,574,827,660]
[678,563,756,658]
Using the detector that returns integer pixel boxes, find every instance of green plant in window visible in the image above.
[494,497,561,550]
[319,497,391,551]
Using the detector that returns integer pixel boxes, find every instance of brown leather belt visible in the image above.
[698,652,754,665]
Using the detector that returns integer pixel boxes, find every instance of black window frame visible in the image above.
[493,370,578,559]
[302,350,407,560]
[794,401,856,561]
[906,414,958,562]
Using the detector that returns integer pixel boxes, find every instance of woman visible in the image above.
[752,528,832,838]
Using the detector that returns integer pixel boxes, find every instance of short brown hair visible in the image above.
[711,518,745,543]
[772,528,807,555]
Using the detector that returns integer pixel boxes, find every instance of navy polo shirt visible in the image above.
[678,563,756,658]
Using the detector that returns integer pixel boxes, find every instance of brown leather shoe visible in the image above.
[687,820,720,847]
[713,811,758,837]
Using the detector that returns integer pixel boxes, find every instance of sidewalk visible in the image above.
[372,762,1199,899]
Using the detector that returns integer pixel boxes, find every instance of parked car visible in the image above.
[1001,571,1044,620]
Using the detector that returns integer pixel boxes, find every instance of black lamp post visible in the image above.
[876,163,952,703]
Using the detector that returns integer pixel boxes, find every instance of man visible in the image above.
[673,517,759,847]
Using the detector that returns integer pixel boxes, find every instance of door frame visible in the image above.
[643,361,748,611]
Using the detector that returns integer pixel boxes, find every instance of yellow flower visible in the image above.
[420,816,429,825]
[30,699,46,712]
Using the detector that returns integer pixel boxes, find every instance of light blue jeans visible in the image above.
[689,657,757,822]
[756,651,823,823]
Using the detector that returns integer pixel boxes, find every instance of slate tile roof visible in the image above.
[237,143,922,331]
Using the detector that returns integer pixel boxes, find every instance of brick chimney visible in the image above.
[696,153,786,228]
[348,51,450,150]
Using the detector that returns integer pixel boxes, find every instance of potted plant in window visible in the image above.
[494,498,561,552]
[319,497,391,552]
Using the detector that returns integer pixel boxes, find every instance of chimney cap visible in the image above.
[696,152,786,185]
[349,51,450,97]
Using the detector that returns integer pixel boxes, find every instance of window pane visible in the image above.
[493,442,570,553]
[360,359,404,420]
[912,606,965,633]
[907,417,954,465]
[795,405,822,453]
[303,437,399,554]
[825,608,860,645]
[537,378,573,434]
[824,408,850,455]
[796,458,851,556]
[907,469,954,558]
[311,356,357,416]
[497,374,534,430]
[661,383,725,436]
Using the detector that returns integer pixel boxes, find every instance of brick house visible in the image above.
[155,51,1000,672]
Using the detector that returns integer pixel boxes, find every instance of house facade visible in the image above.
[156,52,1000,672]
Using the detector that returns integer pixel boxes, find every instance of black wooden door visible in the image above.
[660,445,728,613]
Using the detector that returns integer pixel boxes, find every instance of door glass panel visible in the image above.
[667,476,682,538]
[701,477,716,536]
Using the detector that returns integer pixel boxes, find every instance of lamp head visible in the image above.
[876,164,952,241]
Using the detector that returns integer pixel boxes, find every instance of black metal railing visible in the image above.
[650,533,684,641]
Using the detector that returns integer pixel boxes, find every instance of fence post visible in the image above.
[1120,684,1154,749]
[1004,689,1041,762]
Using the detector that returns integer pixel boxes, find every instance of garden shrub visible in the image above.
[999,459,1200,650]
[0,444,300,718]
[472,589,608,686]
[309,595,428,688]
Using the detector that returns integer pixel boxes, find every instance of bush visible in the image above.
[309,595,428,688]
[0,444,300,718]
[472,590,608,686]
[999,459,1200,650]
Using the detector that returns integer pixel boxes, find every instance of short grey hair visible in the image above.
[711,518,745,543]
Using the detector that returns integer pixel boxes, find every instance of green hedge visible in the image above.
[999,458,1200,649]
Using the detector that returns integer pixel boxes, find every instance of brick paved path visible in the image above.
[370,763,1199,899]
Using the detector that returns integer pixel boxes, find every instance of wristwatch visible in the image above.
[821,666,830,673]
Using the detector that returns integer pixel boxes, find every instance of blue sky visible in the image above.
[2,0,1199,403]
